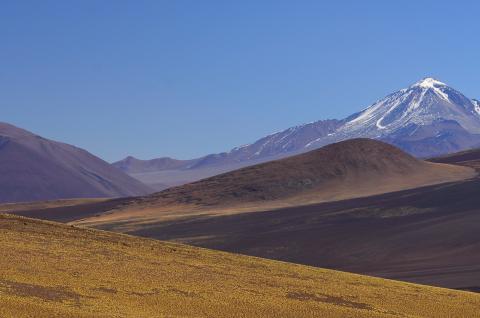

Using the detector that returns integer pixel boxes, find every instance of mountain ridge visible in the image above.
[0,122,153,203]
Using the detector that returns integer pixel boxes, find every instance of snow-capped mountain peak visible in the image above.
[331,77,480,139]
[410,77,450,102]
[221,77,480,161]
[411,77,447,89]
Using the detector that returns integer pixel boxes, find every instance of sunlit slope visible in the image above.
[1,214,479,318]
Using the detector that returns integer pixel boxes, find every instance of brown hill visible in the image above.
[0,122,152,203]
[40,138,471,230]
[110,139,473,209]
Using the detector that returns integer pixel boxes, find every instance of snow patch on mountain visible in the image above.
[411,78,450,101]
[412,77,446,89]
[473,99,480,115]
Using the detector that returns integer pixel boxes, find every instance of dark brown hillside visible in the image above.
[429,147,480,165]
[54,138,474,231]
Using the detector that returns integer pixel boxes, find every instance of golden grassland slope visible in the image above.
[1,214,479,318]
[73,139,475,229]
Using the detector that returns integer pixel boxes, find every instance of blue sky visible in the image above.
[2,1,479,161]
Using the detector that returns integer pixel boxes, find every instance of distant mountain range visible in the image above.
[115,77,480,190]
[0,122,152,203]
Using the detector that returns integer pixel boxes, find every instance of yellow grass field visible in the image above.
[1,214,479,318]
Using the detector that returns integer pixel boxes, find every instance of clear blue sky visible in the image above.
[2,1,479,161]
